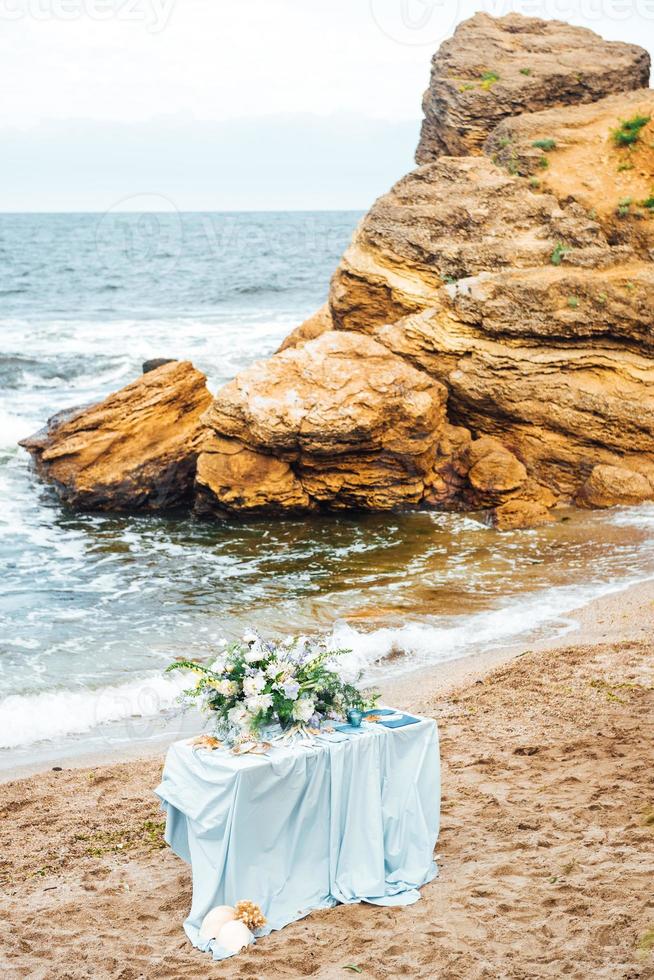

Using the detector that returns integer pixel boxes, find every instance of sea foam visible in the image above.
[0,574,646,751]
[0,672,188,750]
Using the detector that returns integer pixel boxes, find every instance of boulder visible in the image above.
[576,464,653,508]
[19,361,212,511]
[492,499,556,531]
[416,12,649,162]
[195,436,312,516]
[468,447,527,495]
[422,424,472,508]
[196,331,448,514]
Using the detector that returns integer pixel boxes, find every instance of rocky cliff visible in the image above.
[20,14,654,526]
[19,361,212,511]
[415,13,650,162]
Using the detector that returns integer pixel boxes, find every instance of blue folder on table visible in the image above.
[363,708,421,729]
[379,715,420,729]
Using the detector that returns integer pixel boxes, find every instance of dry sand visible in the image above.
[1,583,653,979]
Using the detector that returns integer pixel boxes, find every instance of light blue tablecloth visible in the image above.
[155,713,440,961]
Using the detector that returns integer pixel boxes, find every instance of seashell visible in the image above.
[249,741,272,755]
[191,735,222,751]
[198,905,236,942]
[217,918,254,953]
[231,741,256,755]
[231,741,272,756]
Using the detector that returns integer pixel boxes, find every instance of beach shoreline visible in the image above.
[4,574,654,784]
[2,579,653,978]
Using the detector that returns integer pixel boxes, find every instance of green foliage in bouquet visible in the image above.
[167,631,378,741]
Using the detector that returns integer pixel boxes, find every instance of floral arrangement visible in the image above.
[167,630,377,743]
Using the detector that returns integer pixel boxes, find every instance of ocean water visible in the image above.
[2,210,654,763]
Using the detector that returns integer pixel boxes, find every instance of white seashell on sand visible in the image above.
[198,905,236,942]
[217,918,254,953]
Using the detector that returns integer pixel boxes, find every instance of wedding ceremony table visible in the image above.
[155,711,440,961]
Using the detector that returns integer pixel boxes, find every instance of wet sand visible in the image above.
[1,581,653,978]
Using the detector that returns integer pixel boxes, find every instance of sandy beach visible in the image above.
[1,581,653,979]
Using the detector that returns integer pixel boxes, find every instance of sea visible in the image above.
[2,210,654,770]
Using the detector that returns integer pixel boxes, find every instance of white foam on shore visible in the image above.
[332,575,650,681]
[0,672,188,750]
[1,574,649,753]
[0,407,39,451]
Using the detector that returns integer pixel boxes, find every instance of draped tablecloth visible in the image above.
[155,713,440,961]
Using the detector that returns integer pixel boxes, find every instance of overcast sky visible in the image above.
[1,0,653,210]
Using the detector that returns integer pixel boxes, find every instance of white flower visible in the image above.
[245,693,273,714]
[242,630,258,645]
[244,640,266,664]
[210,656,227,674]
[292,697,315,723]
[212,678,237,697]
[267,659,294,680]
[243,672,266,697]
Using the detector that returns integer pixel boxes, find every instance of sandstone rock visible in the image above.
[448,264,654,349]
[468,449,527,495]
[487,89,654,256]
[376,307,654,497]
[331,155,608,333]
[195,435,312,516]
[277,304,333,352]
[467,435,513,470]
[19,361,212,511]
[198,19,654,520]
[416,13,649,163]
[20,16,654,526]
[576,464,653,508]
[197,331,448,513]
[492,499,556,531]
[422,424,472,508]
[329,80,654,502]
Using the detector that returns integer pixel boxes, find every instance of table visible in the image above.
[155,711,440,961]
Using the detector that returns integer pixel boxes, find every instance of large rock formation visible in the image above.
[328,80,654,499]
[195,331,448,515]
[19,14,654,525]
[416,12,650,162]
[19,361,212,511]
[194,331,552,520]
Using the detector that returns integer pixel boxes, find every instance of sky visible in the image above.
[1,0,653,211]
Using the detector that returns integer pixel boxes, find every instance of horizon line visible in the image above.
[0,207,368,216]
